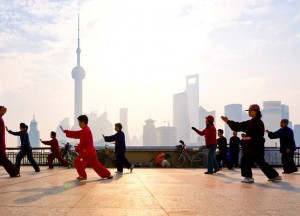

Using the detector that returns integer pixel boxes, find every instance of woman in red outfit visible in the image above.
[62,115,113,180]
[40,131,70,169]
[0,105,20,177]
[191,115,220,174]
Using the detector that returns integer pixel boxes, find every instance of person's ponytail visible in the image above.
[20,123,28,131]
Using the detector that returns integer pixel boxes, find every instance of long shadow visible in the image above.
[1,177,113,204]
[214,172,300,193]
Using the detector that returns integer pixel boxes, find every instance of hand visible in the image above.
[5,126,9,132]
[242,136,251,141]
[221,116,228,123]
[102,134,105,138]
[286,148,291,153]
[265,130,270,133]
[39,139,42,142]
[191,127,196,131]
[59,126,64,132]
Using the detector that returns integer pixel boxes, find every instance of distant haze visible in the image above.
[1,0,300,146]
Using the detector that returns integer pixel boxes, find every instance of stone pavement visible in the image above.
[0,166,299,216]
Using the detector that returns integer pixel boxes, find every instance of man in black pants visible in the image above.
[216,129,233,170]
[221,104,281,183]
[229,131,241,167]
[103,123,134,174]
[0,105,20,178]
[266,119,298,174]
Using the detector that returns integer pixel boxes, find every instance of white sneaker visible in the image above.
[268,176,282,181]
[130,165,134,173]
[241,177,254,184]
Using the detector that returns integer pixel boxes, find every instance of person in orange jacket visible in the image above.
[61,115,113,180]
[155,153,171,168]
[40,131,70,169]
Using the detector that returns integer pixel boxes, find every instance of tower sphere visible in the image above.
[72,65,85,80]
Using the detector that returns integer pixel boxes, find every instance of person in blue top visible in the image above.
[103,123,134,174]
[6,123,40,173]
[266,119,298,174]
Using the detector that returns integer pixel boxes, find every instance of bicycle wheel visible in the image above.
[171,152,186,168]
[192,152,208,168]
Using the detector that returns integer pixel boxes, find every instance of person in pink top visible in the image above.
[191,115,220,174]
[61,115,113,180]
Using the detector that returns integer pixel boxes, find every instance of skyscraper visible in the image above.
[120,108,130,145]
[71,15,85,128]
[143,119,156,146]
[29,116,40,148]
[224,104,243,140]
[173,74,199,144]
[155,126,177,146]
[262,101,282,147]
[293,124,300,147]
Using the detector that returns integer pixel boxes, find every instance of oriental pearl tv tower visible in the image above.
[72,15,85,128]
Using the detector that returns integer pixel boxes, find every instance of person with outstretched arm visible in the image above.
[103,123,134,174]
[191,115,220,174]
[266,119,298,174]
[40,131,70,169]
[61,115,113,180]
[6,122,40,173]
[221,104,281,183]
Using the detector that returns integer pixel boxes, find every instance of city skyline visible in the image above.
[1,0,300,146]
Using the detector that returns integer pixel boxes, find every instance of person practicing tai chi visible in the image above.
[221,104,282,183]
[103,123,134,174]
[0,105,20,177]
[191,115,220,174]
[40,131,70,169]
[266,119,298,174]
[61,115,113,180]
[6,122,40,173]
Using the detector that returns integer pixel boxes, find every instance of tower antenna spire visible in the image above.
[76,13,81,66]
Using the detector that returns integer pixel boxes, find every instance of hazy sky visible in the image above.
[1,0,300,146]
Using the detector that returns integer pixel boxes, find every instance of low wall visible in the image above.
[5,146,300,168]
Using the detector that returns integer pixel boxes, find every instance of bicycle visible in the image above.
[61,142,78,167]
[171,140,208,168]
[97,144,115,168]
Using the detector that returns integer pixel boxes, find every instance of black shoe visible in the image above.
[213,169,220,173]
[11,174,21,178]
[204,171,213,174]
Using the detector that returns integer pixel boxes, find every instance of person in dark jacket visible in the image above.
[229,131,241,167]
[266,119,298,174]
[192,115,220,174]
[103,123,133,174]
[0,105,20,177]
[221,104,281,183]
[216,129,233,169]
[40,131,70,169]
[6,123,40,173]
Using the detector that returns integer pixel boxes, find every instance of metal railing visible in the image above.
[4,146,300,167]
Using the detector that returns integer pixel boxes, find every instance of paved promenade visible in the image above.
[0,166,299,216]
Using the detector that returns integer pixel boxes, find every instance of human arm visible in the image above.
[103,134,117,142]
[6,128,22,136]
[64,130,82,139]
[221,116,248,132]
[191,127,206,136]
[266,129,280,139]
[40,139,52,146]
